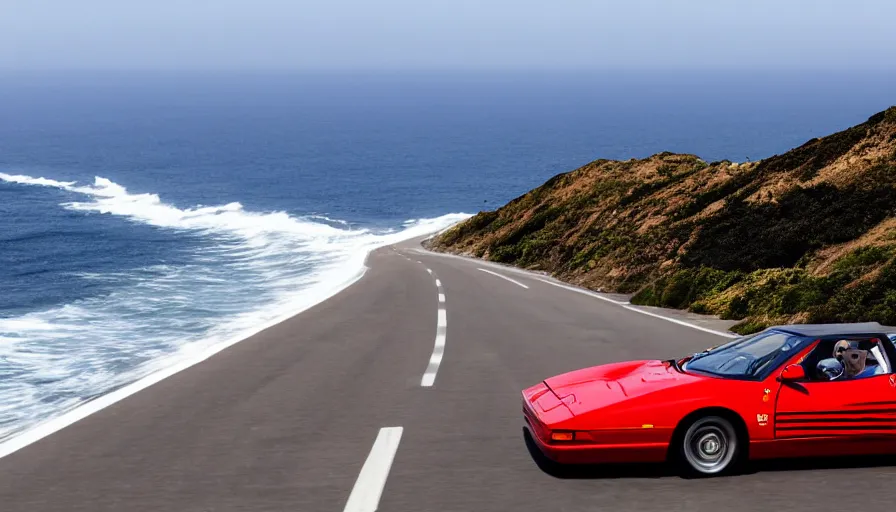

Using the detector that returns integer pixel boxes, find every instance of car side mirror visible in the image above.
[816,357,845,381]
[779,364,806,382]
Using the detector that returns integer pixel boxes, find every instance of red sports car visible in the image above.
[522,322,896,476]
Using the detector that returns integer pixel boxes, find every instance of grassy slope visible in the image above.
[427,107,896,334]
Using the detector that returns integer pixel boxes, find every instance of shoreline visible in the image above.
[0,220,466,459]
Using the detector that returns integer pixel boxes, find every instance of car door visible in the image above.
[775,373,896,440]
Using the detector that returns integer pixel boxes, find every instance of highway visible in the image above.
[0,237,893,511]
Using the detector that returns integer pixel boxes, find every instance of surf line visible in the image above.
[421,268,447,387]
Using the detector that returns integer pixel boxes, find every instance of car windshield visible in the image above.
[683,331,810,379]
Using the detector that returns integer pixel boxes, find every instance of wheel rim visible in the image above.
[682,417,736,474]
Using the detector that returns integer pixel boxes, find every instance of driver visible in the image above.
[833,340,867,378]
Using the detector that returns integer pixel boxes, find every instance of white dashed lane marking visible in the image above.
[343,427,404,512]
[414,247,737,338]
[421,268,446,387]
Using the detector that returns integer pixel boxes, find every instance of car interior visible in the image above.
[798,337,893,381]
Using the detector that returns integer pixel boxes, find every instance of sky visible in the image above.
[1,0,894,71]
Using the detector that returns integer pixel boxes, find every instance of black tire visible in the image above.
[677,415,739,477]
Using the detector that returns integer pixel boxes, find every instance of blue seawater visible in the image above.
[1,70,894,440]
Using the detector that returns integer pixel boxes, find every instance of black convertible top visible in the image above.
[769,322,889,337]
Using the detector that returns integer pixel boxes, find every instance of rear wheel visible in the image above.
[678,415,739,477]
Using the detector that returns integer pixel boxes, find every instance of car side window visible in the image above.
[804,338,890,381]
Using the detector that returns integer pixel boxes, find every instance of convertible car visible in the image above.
[522,322,896,476]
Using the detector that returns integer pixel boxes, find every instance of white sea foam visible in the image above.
[0,173,77,188]
[0,172,471,441]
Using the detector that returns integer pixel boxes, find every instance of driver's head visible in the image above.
[834,340,866,377]
[833,340,850,359]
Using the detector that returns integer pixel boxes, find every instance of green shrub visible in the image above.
[832,245,893,273]
[569,246,598,269]
[731,319,768,335]
[682,184,896,271]
[489,245,521,263]
[631,267,742,309]
[631,284,657,305]
[657,164,677,177]
[721,295,750,320]
[689,301,709,314]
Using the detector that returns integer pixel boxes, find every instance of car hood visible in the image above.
[543,359,700,416]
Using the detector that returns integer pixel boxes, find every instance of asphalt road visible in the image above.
[1,238,894,511]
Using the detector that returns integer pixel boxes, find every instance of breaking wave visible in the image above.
[0,172,470,441]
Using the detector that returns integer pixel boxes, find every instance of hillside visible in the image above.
[427,107,896,334]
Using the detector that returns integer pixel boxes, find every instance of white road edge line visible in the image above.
[532,277,618,304]
[477,268,529,289]
[0,268,370,460]
[533,278,737,338]
[421,273,447,387]
[410,246,738,338]
[343,426,404,512]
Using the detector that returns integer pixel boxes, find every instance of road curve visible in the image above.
[0,238,893,511]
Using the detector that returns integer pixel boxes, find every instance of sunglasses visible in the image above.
[836,347,861,360]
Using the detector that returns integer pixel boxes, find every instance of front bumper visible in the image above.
[522,389,667,465]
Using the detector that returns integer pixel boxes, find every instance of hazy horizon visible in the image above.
[2,0,894,72]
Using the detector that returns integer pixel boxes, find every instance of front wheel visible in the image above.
[678,416,739,477]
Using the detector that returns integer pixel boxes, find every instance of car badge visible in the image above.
[762,388,771,402]
[756,413,769,426]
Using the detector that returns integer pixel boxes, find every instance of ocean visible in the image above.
[1,70,894,440]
